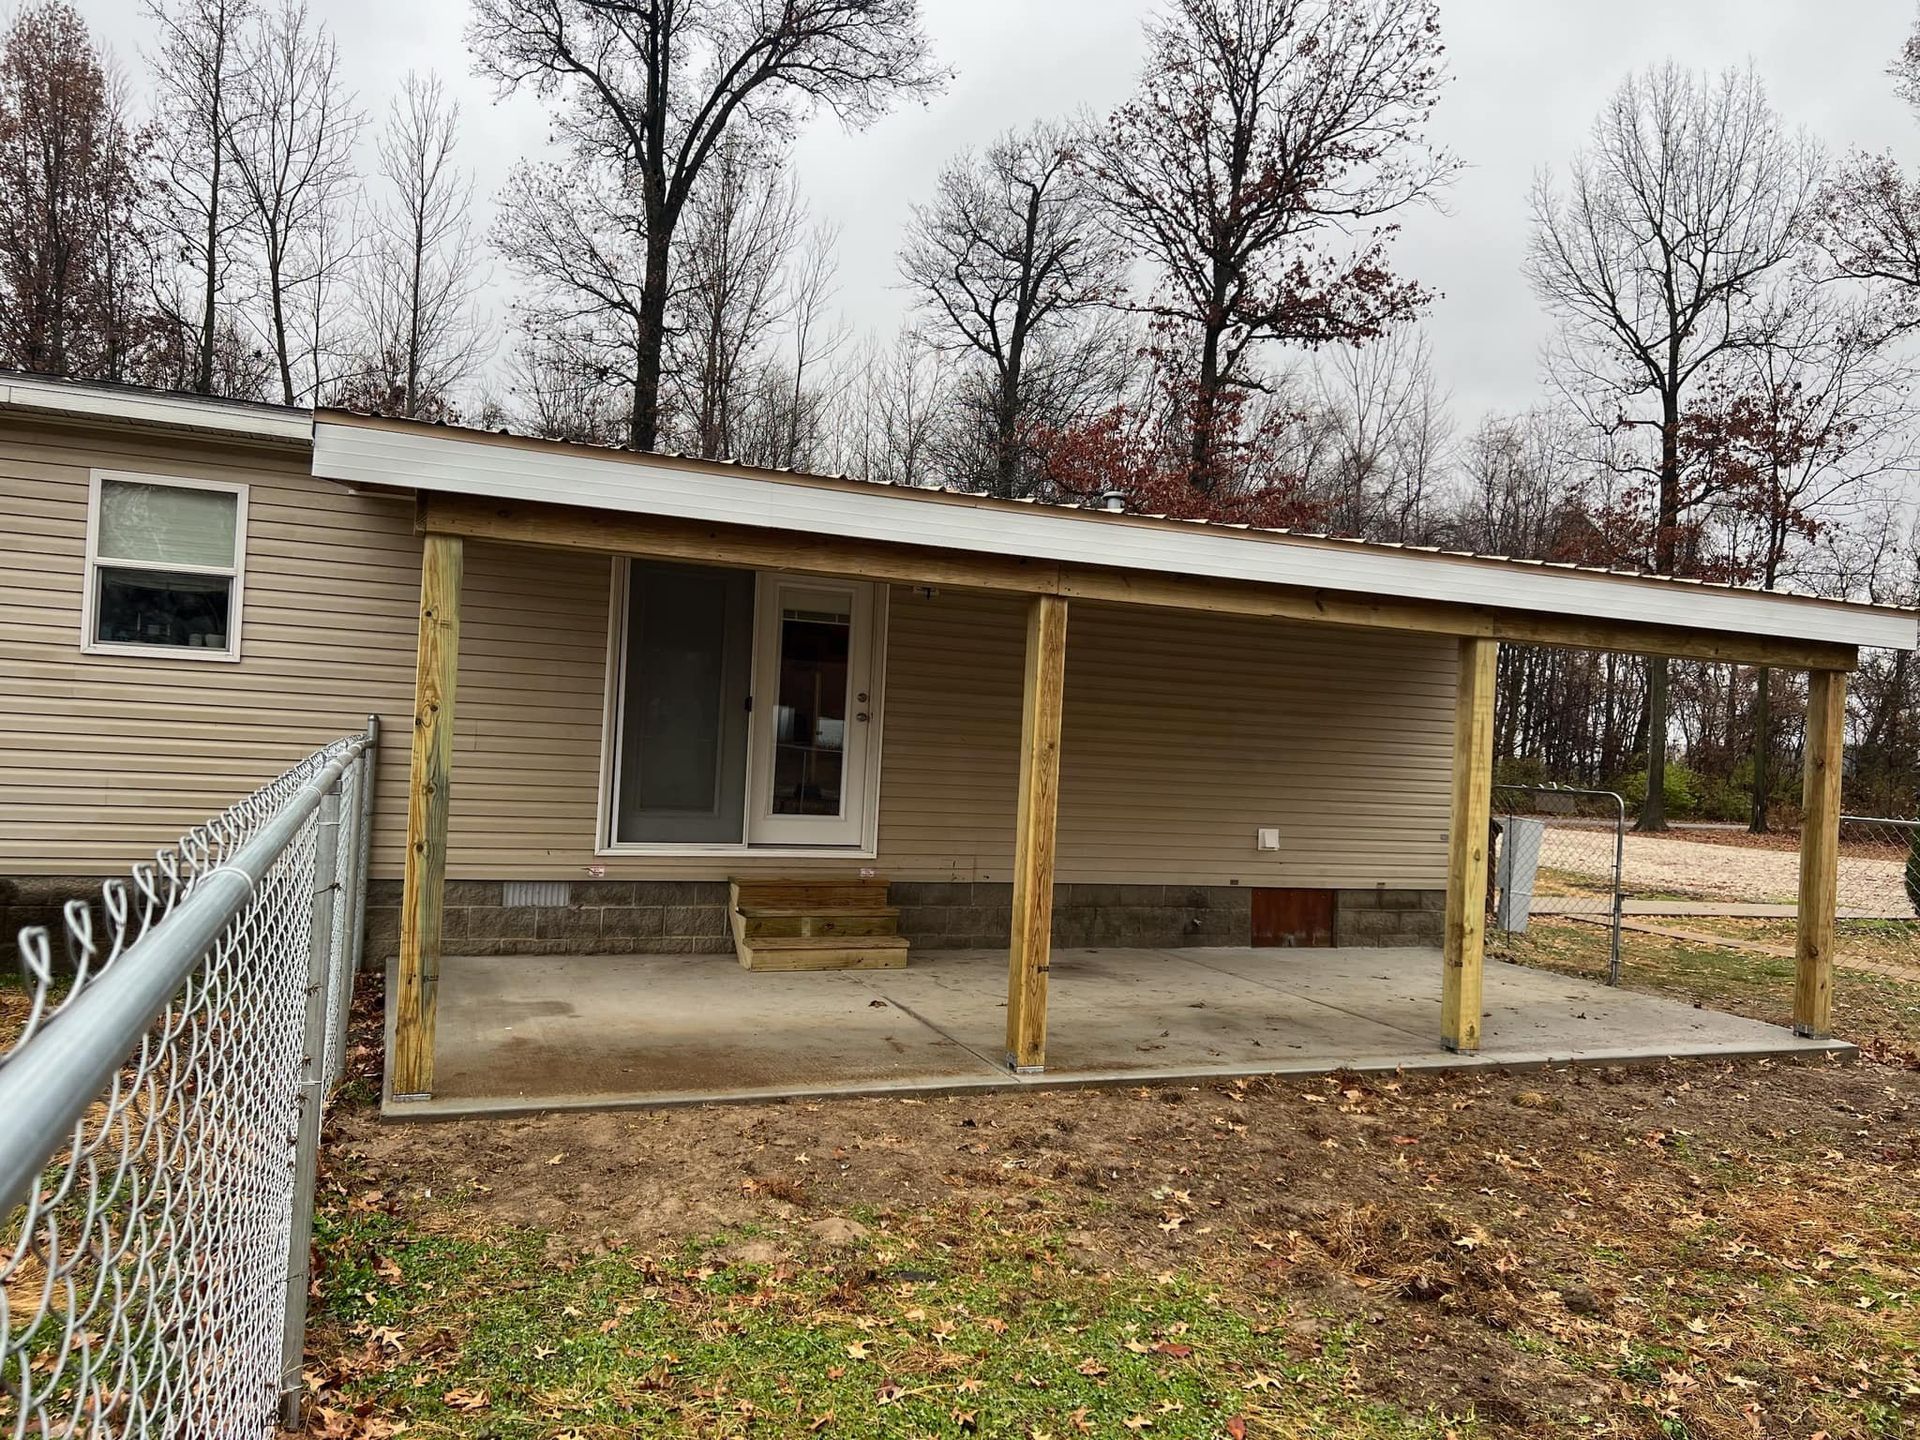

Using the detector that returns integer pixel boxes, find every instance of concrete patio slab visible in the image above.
[389,945,1852,1119]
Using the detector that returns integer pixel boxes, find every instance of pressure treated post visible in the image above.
[393,533,462,1098]
[1005,593,1070,1072]
[1794,668,1846,1038]
[1442,638,1499,1053]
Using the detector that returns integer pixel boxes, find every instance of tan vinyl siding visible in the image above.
[448,566,1453,888]
[0,422,418,870]
[873,592,1453,888]
[2,421,1453,889]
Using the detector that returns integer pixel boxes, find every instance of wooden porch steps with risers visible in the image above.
[728,877,909,971]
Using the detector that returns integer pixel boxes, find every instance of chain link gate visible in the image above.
[1491,784,1627,984]
[1,719,378,1438]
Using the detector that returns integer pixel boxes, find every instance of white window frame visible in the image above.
[81,469,249,663]
[594,556,889,858]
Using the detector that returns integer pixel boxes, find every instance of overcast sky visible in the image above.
[64,0,1920,421]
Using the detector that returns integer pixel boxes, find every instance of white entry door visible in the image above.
[746,578,876,846]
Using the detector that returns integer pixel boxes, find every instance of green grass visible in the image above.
[308,1200,1478,1439]
[1495,917,1920,1051]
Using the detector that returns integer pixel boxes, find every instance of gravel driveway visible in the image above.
[1531,825,1912,913]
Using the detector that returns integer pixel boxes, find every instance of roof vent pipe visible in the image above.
[1096,488,1128,513]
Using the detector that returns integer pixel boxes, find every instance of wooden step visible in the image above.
[728,874,907,970]
[735,903,900,940]
[730,876,890,909]
[734,933,910,972]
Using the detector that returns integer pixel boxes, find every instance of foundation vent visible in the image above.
[503,880,572,908]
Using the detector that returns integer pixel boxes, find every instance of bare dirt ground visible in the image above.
[1538,826,1910,912]
[307,976,1920,1439]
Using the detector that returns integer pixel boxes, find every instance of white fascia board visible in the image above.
[313,420,1920,653]
[0,377,312,445]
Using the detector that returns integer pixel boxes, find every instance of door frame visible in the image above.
[595,557,888,857]
[745,574,877,847]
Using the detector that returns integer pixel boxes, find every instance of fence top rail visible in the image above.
[0,729,372,1216]
[1493,784,1628,819]
[1840,813,1920,829]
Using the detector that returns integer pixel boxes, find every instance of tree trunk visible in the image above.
[406,210,424,417]
[1749,666,1771,834]
[631,230,672,451]
[1637,656,1670,832]
[993,358,1022,498]
[1190,322,1223,494]
[1637,386,1683,833]
[268,251,294,406]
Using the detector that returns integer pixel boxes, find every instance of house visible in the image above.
[2,375,1911,1104]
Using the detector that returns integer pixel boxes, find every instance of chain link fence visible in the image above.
[1837,815,1920,921]
[1492,784,1627,983]
[1,719,378,1438]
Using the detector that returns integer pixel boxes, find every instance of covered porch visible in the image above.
[306,412,1912,1109]
[392,943,1849,1116]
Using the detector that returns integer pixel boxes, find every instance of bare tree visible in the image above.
[470,0,941,451]
[1527,63,1821,830]
[826,327,952,484]
[143,0,251,395]
[1310,327,1453,540]
[0,2,150,380]
[899,120,1128,496]
[507,326,631,443]
[1083,0,1454,493]
[671,132,800,458]
[346,71,488,418]
[494,152,651,434]
[1819,12,1920,334]
[1681,283,1914,829]
[773,220,846,469]
[225,0,360,404]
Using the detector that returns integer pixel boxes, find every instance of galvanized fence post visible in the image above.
[1608,791,1626,986]
[280,781,344,1431]
[349,714,379,976]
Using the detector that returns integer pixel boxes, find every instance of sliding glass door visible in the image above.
[611,561,755,844]
[608,561,877,850]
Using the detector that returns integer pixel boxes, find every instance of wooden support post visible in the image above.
[393,533,463,1098]
[1005,594,1070,1072]
[1794,668,1846,1039]
[1442,638,1499,1053]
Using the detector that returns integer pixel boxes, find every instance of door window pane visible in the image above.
[95,568,233,649]
[97,479,238,568]
[770,597,852,817]
[615,561,753,844]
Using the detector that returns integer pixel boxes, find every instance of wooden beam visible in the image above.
[1442,638,1499,1053]
[393,532,462,1098]
[421,493,1858,672]
[1006,594,1070,1072]
[1794,669,1846,1039]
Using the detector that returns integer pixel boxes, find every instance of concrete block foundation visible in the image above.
[358,879,1445,963]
